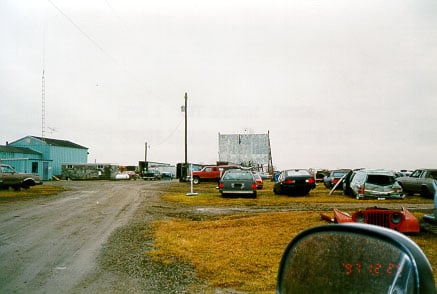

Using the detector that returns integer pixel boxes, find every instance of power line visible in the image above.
[47,0,110,57]
[154,117,184,146]
[104,0,129,32]
[46,0,151,96]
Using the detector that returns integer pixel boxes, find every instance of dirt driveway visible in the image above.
[0,180,204,293]
[0,180,434,293]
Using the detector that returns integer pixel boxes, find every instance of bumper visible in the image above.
[220,190,255,194]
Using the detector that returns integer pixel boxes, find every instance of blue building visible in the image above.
[0,136,88,180]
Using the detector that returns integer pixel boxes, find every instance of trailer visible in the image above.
[61,163,120,180]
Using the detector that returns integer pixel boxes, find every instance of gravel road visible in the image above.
[0,180,434,293]
[0,180,207,293]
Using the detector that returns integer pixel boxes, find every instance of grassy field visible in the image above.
[152,180,437,293]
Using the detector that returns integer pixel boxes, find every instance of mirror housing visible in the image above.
[277,223,435,293]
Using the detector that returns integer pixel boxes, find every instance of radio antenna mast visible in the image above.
[41,69,46,138]
[41,21,46,139]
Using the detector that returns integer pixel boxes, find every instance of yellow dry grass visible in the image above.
[162,180,434,206]
[151,180,437,293]
[0,183,66,197]
[151,211,324,292]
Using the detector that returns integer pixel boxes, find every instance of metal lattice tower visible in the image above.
[41,69,46,138]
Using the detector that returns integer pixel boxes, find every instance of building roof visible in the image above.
[0,145,42,155]
[32,136,88,149]
[9,136,88,150]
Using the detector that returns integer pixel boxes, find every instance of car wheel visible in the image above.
[273,186,281,195]
[192,177,200,184]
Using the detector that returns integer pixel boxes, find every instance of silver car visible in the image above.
[218,169,257,198]
[347,169,404,200]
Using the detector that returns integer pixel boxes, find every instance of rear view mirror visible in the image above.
[277,223,435,294]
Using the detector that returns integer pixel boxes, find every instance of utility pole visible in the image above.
[184,92,188,166]
[144,141,148,171]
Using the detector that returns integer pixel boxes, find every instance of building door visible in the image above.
[43,162,49,180]
[32,162,38,173]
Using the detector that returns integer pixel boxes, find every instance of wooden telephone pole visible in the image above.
[184,92,188,166]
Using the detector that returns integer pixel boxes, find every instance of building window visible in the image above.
[32,162,38,173]
[67,165,73,169]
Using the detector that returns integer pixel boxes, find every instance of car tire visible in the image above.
[273,186,281,195]
[192,177,200,184]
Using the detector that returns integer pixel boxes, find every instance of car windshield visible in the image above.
[332,171,347,177]
[1,165,15,173]
[223,172,252,180]
[285,170,311,177]
[366,175,395,186]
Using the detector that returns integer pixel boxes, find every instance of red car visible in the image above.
[321,206,420,234]
[252,173,263,189]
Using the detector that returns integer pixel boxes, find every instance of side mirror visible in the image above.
[277,223,435,294]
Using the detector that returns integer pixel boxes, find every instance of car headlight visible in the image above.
[355,211,365,223]
[390,213,402,224]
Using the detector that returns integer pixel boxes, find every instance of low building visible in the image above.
[1,136,88,180]
[0,145,51,179]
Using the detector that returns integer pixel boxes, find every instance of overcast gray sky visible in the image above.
[1,0,437,171]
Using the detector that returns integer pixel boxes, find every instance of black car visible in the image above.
[142,169,161,180]
[273,169,316,195]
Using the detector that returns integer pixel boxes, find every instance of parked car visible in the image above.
[218,169,257,198]
[0,164,42,190]
[323,169,351,189]
[273,169,316,195]
[399,169,413,177]
[252,172,263,189]
[397,169,437,198]
[343,169,404,200]
[160,172,174,180]
[124,171,139,180]
[320,206,420,234]
[258,172,272,180]
[315,169,330,182]
[142,169,161,181]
